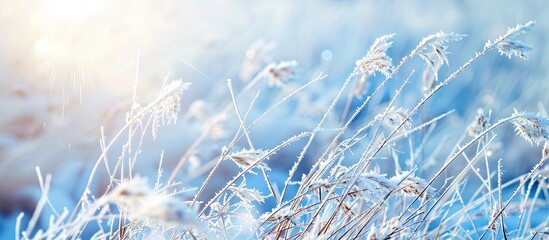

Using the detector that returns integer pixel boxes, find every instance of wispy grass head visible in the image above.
[224,148,270,173]
[511,110,549,147]
[266,60,298,87]
[353,34,396,97]
[486,21,535,59]
[355,33,396,78]
[418,31,466,81]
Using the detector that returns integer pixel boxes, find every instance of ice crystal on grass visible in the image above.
[511,111,549,147]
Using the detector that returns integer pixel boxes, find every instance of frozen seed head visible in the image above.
[137,197,197,225]
[495,40,532,59]
[354,34,395,97]
[419,31,467,47]
[226,148,270,172]
[391,171,434,199]
[155,80,190,124]
[466,109,490,137]
[265,60,298,87]
[418,45,447,76]
[511,111,549,147]
[418,31,465,80]
[308,179,334,191]
[376,108,412,133]
[151,79,191,139]
[108,177,152,206]
[229,185,267,203]
[360,172,396,190]
[350,171,396,201]
[486,21,535,59]
[107,178,197,225]
[356,34,396,77]
[505,21,535,38]
[331,165,350,179]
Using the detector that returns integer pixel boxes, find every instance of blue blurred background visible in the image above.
[0,0,547,238]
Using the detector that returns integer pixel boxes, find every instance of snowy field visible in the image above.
[0,0,548,239]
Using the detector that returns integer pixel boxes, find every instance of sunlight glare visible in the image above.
[44,0,104,22]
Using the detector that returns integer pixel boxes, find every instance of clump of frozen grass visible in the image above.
[14,76,197,239]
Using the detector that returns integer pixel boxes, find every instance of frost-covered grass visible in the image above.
[1,1,549,239]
